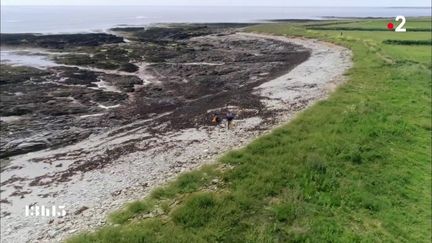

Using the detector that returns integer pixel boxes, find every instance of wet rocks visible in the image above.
[1,140,47,159]
[15,141,47,154]
[0,65,51,84]
[1,33,124,49]
[100,74,143,93]
[0,64,131,158]
[1,26,310,159]
[119,63,139,73]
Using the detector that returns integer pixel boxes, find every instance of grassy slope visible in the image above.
[68,19,432,242]
[310,18,432,29]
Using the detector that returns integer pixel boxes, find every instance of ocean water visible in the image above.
[0,50,60,68]
[1,6,430,33]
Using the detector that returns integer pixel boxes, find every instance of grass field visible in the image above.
[68,18,432,242]
[305,18,432,29]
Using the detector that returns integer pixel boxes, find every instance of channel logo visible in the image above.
[25,205,67,217]
[387,16,407,32]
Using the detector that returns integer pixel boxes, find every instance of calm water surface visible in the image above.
[1,6,430,33]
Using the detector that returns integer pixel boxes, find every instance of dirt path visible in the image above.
[0,33,352,242]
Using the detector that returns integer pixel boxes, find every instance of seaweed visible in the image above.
[1,33,124,49]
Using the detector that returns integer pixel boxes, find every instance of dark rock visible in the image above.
[74,206,89,215]
[111,190,122,196]
[1,33,124,49]
[0,141,48,158]
[1,24,310,163]
[119,63,139,73]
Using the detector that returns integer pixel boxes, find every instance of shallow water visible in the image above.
[1,50,59,68]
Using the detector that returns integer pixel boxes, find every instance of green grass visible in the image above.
[68,19,432,242]
[304,17,432,32]
[382,39,432,46]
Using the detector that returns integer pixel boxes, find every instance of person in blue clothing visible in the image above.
[225,111,235,130]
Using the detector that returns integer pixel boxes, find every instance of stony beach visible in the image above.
[0,25,352,242]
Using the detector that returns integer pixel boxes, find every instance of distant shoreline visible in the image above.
[1,6,430,33]
[1,5,431,8]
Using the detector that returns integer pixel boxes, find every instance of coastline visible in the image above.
[0,32,352,242]
[2,6,430,34]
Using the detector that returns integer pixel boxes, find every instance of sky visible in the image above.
[1,0,430,7]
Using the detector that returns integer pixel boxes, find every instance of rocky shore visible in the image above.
[0,25,352,242]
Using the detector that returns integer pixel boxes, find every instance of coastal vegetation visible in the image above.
[382,39,432,45]
[59,18,432,242]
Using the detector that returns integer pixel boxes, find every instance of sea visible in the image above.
[1,6,430,33]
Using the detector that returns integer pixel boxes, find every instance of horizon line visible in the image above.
[1,4,431,7]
